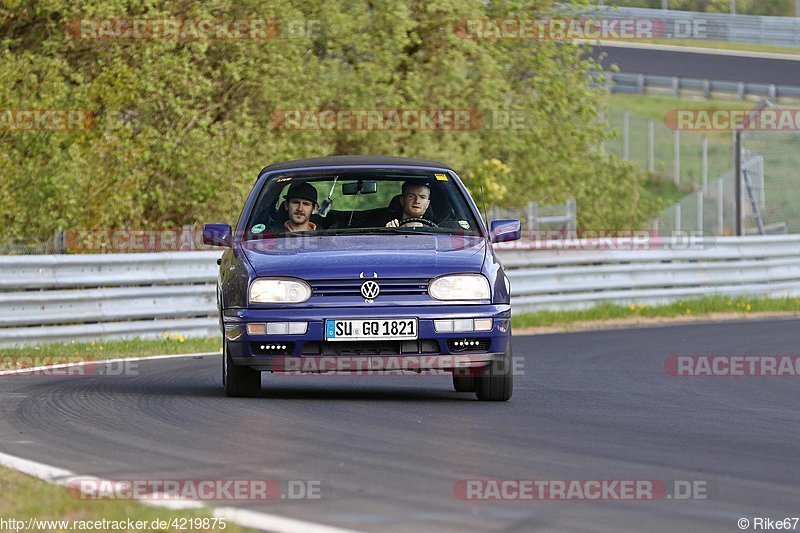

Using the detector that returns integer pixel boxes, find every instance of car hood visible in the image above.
[240,234,487,279]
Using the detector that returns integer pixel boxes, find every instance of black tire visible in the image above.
[223,339,261,397]
[452,370,475,392]
[474,340,513,401]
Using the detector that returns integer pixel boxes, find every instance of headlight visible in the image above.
[249,278,311,304]
[429,274,490,301]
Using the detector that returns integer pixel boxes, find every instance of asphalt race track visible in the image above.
[591,44,800,86]
[1,319,799,532]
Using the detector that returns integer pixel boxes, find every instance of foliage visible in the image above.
[463,158,509,207]
[0,0,652,240]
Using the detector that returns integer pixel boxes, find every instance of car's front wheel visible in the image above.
[474,340,513,401]
[222,339,261,397]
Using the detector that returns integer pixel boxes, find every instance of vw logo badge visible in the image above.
[361,280,380,300]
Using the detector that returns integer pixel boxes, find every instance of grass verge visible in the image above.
[0,336,221,362]
[607,93,747,121]
[0,465,254,532]
[630,38,800,56]
[511,296,800,329]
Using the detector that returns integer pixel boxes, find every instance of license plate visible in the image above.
[325,318,418,341]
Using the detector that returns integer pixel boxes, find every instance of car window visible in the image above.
[243,172,481,238]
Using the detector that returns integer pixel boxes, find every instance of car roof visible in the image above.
[259,155,454,174]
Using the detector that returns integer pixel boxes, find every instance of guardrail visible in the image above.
[3,236,800,345]
[0,252,221,346]
[588,6,800,47]
[500,235,800,311]
[605,72,800,101]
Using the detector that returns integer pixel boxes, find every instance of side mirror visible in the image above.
[490,219,521,243]
[203,224,232,247]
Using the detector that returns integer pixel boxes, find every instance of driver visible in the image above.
[282,182,318,232]
[386,181,431,227]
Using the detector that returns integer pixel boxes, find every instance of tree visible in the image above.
[0,0,652,242]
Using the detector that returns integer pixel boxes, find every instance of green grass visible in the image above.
[0,466,255,532]
[511,296,800,328]
[607,93,748,121]
[0,336,221,366]
[633,38,800,56]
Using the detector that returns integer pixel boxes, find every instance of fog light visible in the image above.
[434,320,454,333]
[266,322,289,335]
[247,323,266,335]
[435,318,493,333]
[288,322,308,334]
[453,319,473,332]
[474,318,493,332]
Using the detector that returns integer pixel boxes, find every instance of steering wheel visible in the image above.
[399,217,438,227]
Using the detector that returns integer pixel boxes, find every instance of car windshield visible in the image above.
[243,170,483,239]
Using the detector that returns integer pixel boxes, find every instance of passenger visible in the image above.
[386,181,431,227]
[282,182,319,232]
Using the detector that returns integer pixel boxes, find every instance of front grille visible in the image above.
[303,339,439,356]
[447,338,491,353]
[310,278,429,297]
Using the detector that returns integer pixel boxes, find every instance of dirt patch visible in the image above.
[514,312,800,335]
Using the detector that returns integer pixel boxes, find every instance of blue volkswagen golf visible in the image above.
[203,156,521,401]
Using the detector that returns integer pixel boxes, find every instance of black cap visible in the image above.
[283,182,318,205]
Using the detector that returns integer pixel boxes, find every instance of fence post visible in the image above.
[637,73,645,95]
[671,76,679,97]
[734,130,743,236]
[599,111,605,155]
[53,230,66,254]
[702,135,708,190]
[648,119,655,172]
[566,199,577,231]
[703,79,711,99]
[623,111,630,160]
[696,190,704,234]
[527,201,538,233]
[675,202,682,233]
[717,178,724,236]
[673,129,681,186]
[737,81,745,100]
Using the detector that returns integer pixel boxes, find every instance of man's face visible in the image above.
[285,197,315,226]
[400,185,431,219]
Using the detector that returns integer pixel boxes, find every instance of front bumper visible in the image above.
[222,304,511,372]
